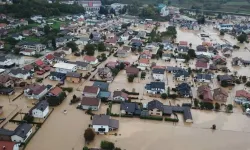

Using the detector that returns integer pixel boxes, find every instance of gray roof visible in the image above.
[147,100,164,111]
[33,100,48,111]
[93,81,109,91]
[196,74,212,80]
[174,70,189,78]
[120,102,139,113]
[9,68,29,75]
[167,66,184,72]
[92,115,119,129]
[14,123,32,138]
[163,105,193,121]
[66,72,81,78]
[218,75,233,81]
[152,68,165,74]
[146,82,165,90]
[0,56,7,62]
[0,128,14,136]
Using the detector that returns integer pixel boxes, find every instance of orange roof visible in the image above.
[139,58,149,64]
[50,87,63,96]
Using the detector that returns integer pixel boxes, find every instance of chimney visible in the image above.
[3,146,5,150]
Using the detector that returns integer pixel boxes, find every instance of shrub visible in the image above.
[242,76,247,83]
[168,94,177,99]
[141,71,146,78]
[226,104,233,112]
[84,128,95,142]
[233,45,240,49]
[194,98,199,107]
[245,81,250,87]
[121,89,139,95]
[36,78,43,82]
[61,87,73,93]
[161,93,167,99]
[235,79,241,84]
[101,141,115,150]
[140,116,163,121]
[121,114,133,118]
[164,117,179,122]
[110,113,119,117]
[127,75,135,82]
[200,102,214,110]
[215,102,220,110]
[221,80,229,87]
[23,114,34,123]
[220,30,225,36]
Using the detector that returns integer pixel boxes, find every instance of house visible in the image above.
[49,72,66,81]
[93,82,109,91]
[234,90,250,105]
[196,45,207,52]
[147,100,164,116]
[195,74,212,83]
[232,57,250,66]
[11,34,23,41]
[113,91,128,101]
[222,47,232,57]
[22,30,32,36]
[140,50,152,59]
[0,56,15,68]
[152,68,165,81]
[138,58,150,70]
[53,57,68,63]
[9,68,31,80]
[92,114,119,134]
[60,47,72,55]
[0,23,7,29]
[0,88,14,95]
[145,42,159,50]
[98,67,112,79]
[0,141,19,150]
[47,86,63,97]
[0,74,14,88]
[195,60,208,70]
[120,102,141,115]
[162,53,171,61]
[11,123,32,143]
[217,74,233,84]
[163,43,174,51]
[116,50,128,58]
[16,41,46,52]
[176,83,191,97]
[83,86,100,98]
[145,82,165,94]
[54,51,66,58]
[196,54,210,63]
[120,32,129,41]
[35,59,45,68]
[19,49,35,56]
[83,56,98,65]
[0,128,14,141]
[23,65,34,72]
[131,39,142,47]
[177,46,189,54]
[197,85,213,101]
[213,55,227,65]
[126,67,139,77]
[66,72,81,83]
[174,70,189,81]
[166,66,184,73]
[80,97,101,110]
[45,54,55,64]
[0,29,8,37]
[163,105,193,123]
[213,88,228,102]
[24,84,49,100]
[31,100,49,118]
[179,41,188,46]
[53,62,77,74]
[55,37,67,47]
[68,61,91,71]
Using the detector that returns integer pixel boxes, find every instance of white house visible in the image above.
[31,15,42,21]
[145,82,165,95]
[80,97,101,111]
[152,68,165,81]
[53,62,77,74]
[113,91,128,101]
[31,100,49,118]
[9,68,31,80]
[0,56,15,67]
[82,86,100,98]
[162,53,171,61]
[24,84,49,100]
[92,115,119,134]
[11,123,33,143]
[217,24,233,31]
[0,141,19,150]
[19,49,36,56]
[119,32,129,41]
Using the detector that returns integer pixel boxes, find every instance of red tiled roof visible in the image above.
[139,58,149,64]
[196,60,208,68]
[236,90,250,100]
[197,85,213,101]
[0,23,7,28]
[50,87,63,96]
[35,59,44,66]
[0,141,16,150]
[83,56,96,62]
[126,67,139,74]
[113,91,128,99]
[46,54,54,60]
[83,86,99,94]
[179,41,188,46]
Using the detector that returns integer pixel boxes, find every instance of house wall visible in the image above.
[81,105,99,110]
[83,90,99,97]
[55,67,76,74]
[3,80,14,88]
[0,135,11,141]
[149,108,162,116]
[197,79,210,83]
[113,96,126,101]
[32,106,49,118]
[92,125,109,134]
[153,73,164,81]
[162,56,171,60]
[33,89,48,100]
[66,77,80,83]
[13,144,19,150]
[234,97,250,105]
[214,95,227,102]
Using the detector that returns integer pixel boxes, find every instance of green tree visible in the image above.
[188,49,196,59]
[85,44,95,56]
[194,98,199,107]
[226,104,233,112]
[89,33,93,39]
[237,33,247,43]
[98,42,106,52]
[245,81,250,87]
[215,102,220,110]
[44,25,50,35]
[128,75,135,82]
[119,62,125,70]
[100,141,115,150]
[84,128,95,143]
[242,76,247,83]
[66,41,78,52]
[221,80,229,87]
[52,38,56,49]
[220,30,225,36]
[161,93,167,99]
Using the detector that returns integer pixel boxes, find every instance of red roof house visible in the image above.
[196,60,208,69]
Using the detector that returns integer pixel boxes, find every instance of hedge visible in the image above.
[110,113,119,117]
[61,87,73,93]
[36,78,43,82]
[164,117,179,122]
[140,116,163,121]
[122,89,139,95]
[121,114,133,118]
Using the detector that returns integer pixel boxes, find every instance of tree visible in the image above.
[187,49,196,59]
[245,81,250,87]
[157,49,163,58]
[85,44,95,56]
[215,102,220,110]
[23,114,34,123]
[44,25,50,35]
[119,62,125,70]
[101,53,107,61]
[100,141,115,150]
[237,33,247,43]
[197,16,205,24]
[83,146,89,150]
[220,30,225,36]
[73,94,77,99]
[128,75,135,82]
[52,38,56,49]
[221,80,229,87]
[89,33,93,39]
[226,104,233,112]
[110,8,116,15]
[114,148,121,150]
[99,6,108,15]
[97,42,106,52]
[242,76,247,83]
[194,98,199,107]
[161,93,167,99]
[84,128,95,143]
[66,41,78,52]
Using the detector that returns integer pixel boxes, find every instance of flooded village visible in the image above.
[1,1,250,150]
